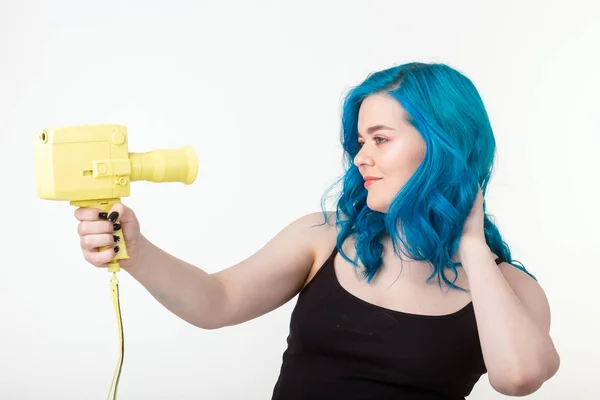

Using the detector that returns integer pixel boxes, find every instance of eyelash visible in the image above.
[358,137,387,147]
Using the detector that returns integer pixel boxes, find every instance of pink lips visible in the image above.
[363,177,382,188]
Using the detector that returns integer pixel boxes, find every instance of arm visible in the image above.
[459,241,560,396]
[125,212,329,329]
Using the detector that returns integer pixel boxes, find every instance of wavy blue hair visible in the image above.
[319,62,536,292]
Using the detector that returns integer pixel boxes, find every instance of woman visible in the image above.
[74,62,560,399]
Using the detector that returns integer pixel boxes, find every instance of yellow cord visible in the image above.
[107,271,124,400]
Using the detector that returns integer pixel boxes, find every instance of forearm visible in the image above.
[460,243,559,394]
[124,235,229,329]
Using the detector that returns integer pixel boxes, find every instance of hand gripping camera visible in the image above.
[34,124,198,399]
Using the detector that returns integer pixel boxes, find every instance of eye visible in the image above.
[357,136,388,149]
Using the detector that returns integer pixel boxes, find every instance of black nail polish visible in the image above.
[113,223,121,231]
[99,212,108,220]
[108,211,119,222]
[114,245,120,253]
[113,235,120,243]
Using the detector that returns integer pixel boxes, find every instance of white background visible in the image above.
[1,0,599,399]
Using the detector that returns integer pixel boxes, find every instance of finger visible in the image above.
[78,220,120,236]
[83,247,118,268]
[74,207,111,222]
[80,233,119,251]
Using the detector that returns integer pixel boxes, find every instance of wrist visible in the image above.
[458,240,491,266]
[122,234,152,274]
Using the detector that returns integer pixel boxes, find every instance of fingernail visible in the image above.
[114,245,120,253]
[113,223,121,231]
[99,212,108,220]
[113,235,120,243]
[108,211,119,222]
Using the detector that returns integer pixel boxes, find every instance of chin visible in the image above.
[366,198,389,214]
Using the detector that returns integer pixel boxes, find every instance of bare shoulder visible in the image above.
[210,210,339,327]
[295,209,341,265]
[286,210,339,251]
[300,211,342,288]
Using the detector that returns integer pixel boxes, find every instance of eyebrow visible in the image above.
[357,124,394,137]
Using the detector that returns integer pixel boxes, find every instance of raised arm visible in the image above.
[76,205,331,329]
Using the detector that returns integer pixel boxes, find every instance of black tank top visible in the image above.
[271,245,500,399]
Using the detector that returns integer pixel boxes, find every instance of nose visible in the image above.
[353,145,374,168]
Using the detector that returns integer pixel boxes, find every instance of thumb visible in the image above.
[107,202,136,224]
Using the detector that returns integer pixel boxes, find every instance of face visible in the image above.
[354,92,427,213]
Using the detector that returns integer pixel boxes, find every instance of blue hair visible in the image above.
[319,62,536,292]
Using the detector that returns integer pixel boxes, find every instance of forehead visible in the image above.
[357,93,408,129]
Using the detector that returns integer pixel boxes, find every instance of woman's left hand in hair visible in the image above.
[455,186,560,394]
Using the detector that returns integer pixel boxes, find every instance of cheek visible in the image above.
[381,141,425,177]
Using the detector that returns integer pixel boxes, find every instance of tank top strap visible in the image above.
[324,246,503,265]
[317,246,503,274]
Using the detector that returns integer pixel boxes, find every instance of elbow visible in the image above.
[191,311,230,330]
[491,352,561,397]
[193,276,234,330]
[491,373,544,397]
[194,320,225,330]
[179,315,225,330]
